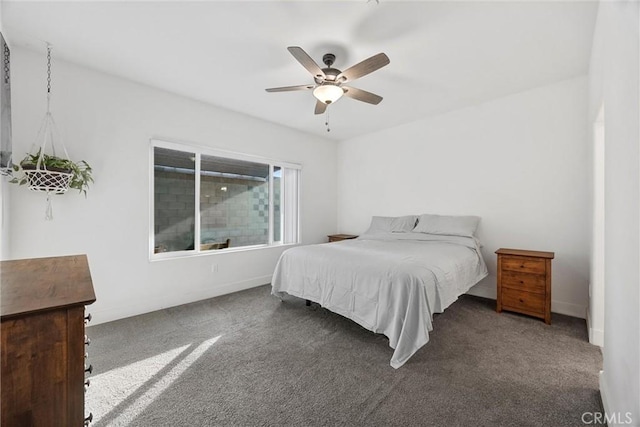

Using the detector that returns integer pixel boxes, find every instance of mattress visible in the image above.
[271,232,488,368]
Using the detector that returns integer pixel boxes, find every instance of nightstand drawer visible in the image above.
[501,288,545,315]
[501,270,546,294]
[501,256,546,275]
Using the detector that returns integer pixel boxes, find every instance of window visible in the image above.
[151,140,300,257]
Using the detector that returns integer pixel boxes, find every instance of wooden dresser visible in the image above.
[327,234,358,243]
[496,248,554,324]
[1,255,96,426]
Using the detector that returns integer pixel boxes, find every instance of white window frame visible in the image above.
[149,138,301,260]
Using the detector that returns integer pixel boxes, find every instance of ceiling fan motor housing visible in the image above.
[316,67,341,84]
[309,53,341,84]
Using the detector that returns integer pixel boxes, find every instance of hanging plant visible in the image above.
[8,44,94,220]
[10,149,93,196]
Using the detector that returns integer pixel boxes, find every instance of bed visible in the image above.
[271,214,488,369]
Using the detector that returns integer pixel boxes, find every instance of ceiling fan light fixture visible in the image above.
[313,83,344,105]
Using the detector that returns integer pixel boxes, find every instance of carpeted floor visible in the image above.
[86,285,603,427]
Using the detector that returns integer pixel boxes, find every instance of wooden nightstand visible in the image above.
[496,248,554,324]
[327,234,358,243]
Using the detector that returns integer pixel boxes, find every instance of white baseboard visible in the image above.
[551,300,587,319]
[465,276,587,319]
[586,310,604,347]
[466,278,496,299]
[599,371,612,420]
[88,275,272,326]
[590,328,604,347]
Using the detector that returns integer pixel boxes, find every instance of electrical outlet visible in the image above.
[211,264,219,273]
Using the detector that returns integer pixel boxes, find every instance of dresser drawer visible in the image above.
[501,288,545,315]
[501,256,546,275]
[501,270,546,294]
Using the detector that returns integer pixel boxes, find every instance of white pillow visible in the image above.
[364,215,417,234]
[413,214,480,237]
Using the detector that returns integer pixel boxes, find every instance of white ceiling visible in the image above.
[2,1,598,141]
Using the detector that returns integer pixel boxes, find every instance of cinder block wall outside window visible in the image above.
[155,171,280,251]
[154,170,195,251]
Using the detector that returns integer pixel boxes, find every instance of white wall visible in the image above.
[9,47,337,324]
[588,2,640,425]
[337,76,589,319]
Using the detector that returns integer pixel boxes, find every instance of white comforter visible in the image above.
[271,233,488,368]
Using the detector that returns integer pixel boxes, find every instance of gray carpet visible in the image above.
[86,285,603,427]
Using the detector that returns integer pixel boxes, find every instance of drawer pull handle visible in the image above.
[85,313,92,323]
[84,412,93,425]
[85,364,93,374]
[84,336,91,346]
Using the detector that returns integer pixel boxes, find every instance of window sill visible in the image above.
[149,242,299,262]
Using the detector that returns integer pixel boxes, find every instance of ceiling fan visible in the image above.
[266,46,390,115]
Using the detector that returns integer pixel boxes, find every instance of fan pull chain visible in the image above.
[325,110,330,132]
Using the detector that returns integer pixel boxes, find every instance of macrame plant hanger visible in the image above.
[25,44,72,220]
